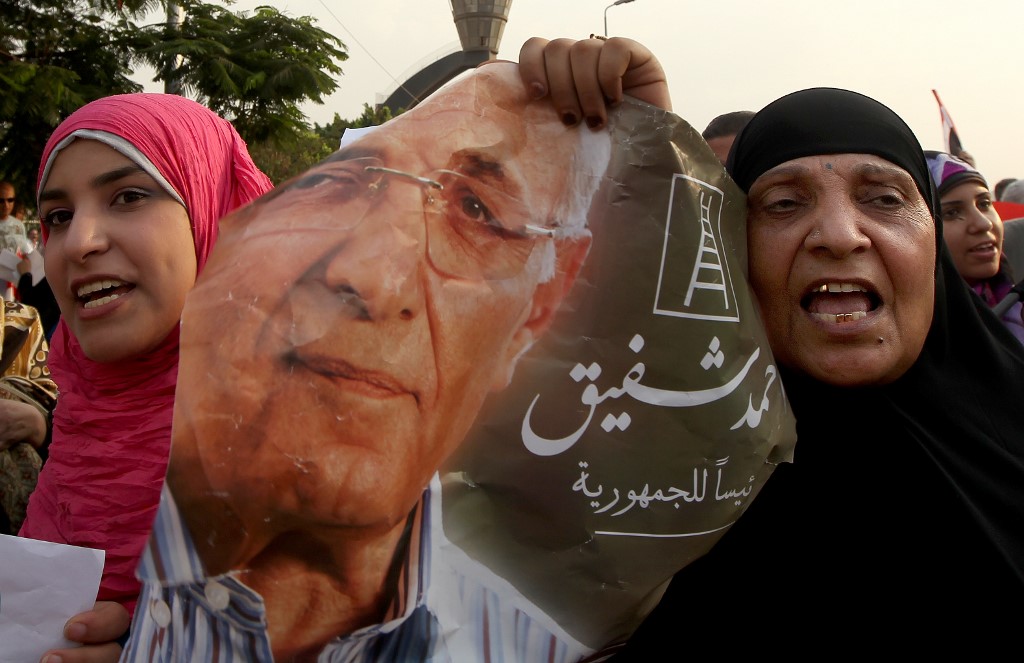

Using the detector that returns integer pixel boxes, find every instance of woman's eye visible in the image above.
[41,209,72,228]
[114,190,148,205]
[977,198,993,211]
[863,187,905,207]
[752,185,807,217]
[762,197,800,214]
[941,207,963,222]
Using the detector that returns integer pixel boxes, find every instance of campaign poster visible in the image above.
[129,63,796,662]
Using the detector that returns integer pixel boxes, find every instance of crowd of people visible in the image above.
[0,178,57,540]
[2,33,1022,663]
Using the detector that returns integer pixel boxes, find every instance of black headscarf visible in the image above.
[726,88,935,211]
[615,89,1024,655]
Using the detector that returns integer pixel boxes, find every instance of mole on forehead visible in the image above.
[825,162,833,170]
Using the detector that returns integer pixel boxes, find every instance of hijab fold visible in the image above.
[21,94,273,616]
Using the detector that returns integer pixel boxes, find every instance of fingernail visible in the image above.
[65,621,87,640]
[42,655,63,663]
[586,116,604,129]
[529,82,546,99]
[561,112,579,126]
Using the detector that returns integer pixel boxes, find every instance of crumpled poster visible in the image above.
[438,94,797,650]
[139,62,796,662]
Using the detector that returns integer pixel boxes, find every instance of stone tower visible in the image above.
[451,0,512,56]
[381,1,514,113]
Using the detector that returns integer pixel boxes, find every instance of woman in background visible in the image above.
[925,150,1024,343]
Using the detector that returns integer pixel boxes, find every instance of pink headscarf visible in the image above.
[21,94,273,616]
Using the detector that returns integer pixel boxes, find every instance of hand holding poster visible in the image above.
[124,63,796,661]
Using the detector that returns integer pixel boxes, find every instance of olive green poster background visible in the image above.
[440,99,796,648]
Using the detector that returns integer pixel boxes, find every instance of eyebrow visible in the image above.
[941,189,991,202]
[851,162,915,183]
[756,160,916,189]
[455,152,505,180]
[449,150,519,199]
[38,164,146,202]
[755,162,812,182]
[319,145,517,199]
[327,145,508,183]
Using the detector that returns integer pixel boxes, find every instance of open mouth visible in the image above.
[800,282,881,323]
[968,242,997,255]
[77,279,135,309]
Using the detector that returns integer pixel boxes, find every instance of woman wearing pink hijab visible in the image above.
[22,93,272,661]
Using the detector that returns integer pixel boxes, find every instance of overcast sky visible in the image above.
[152,1,1021,184]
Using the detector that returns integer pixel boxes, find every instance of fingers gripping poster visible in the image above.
[127,63,796,662]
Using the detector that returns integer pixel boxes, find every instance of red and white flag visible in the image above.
[931,89,964,156]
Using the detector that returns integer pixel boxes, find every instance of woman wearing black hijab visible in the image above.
[612,88,1024,654]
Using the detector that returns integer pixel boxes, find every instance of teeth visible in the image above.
[77,279,126,297]
[817,283,867,293]
[83,292,125,309]
[812,311,867,323]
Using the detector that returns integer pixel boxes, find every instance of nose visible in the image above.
[59,206,110,264]
[966,207,995,234]
[804,196,871,258]
[322,187,427,322]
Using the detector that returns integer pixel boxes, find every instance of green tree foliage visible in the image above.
[0,0,348,202]
[246,129,333,186]
[144,1,347,145]
[0,0,152,204]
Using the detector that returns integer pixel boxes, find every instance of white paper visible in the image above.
[0,250,19,284]
[26,249,44,287]
[0,534,105,661]
[339,125,379,149]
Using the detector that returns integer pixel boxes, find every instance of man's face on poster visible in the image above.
[175,64,608,534]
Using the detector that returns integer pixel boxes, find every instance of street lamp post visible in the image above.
[604,0,636,37]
